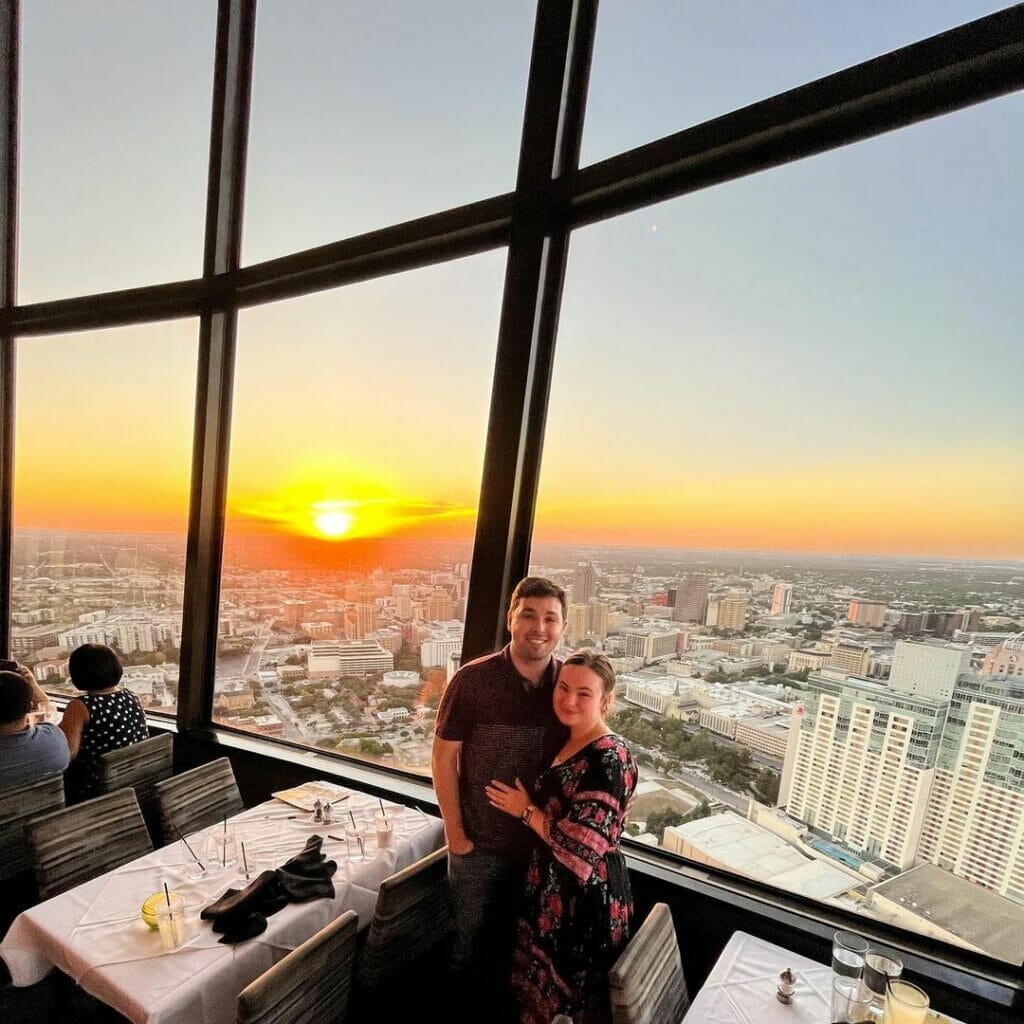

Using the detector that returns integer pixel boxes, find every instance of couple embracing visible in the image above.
[432,576,637,1024]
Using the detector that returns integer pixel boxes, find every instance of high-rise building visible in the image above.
[573,562,596,604]
[425,588,453,622]
[917,676,1024,903]
[622,627,680,664]
[771,582,793,616]
[828,642,871,676]
[781,672,947,869]
[847,598,887,628]
[567,600,610,646]
[716,596,749,632]
[673,574,708,624]
[889,639,972,701]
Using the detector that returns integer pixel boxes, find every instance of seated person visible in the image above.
[0,667,70,789]
[60,644,148,802]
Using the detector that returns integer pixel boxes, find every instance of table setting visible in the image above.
[682,930,961,1024]
[0,781,444,1024]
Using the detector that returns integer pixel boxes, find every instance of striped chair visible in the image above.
[28,788,154,900]
[237,909,358,1024]
[96,733,173,841]
[355,845,451,988]
[608,902,690,1024]
[0,773,65,883]
[154,757,244,844]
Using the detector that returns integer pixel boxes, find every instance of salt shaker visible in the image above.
[322,802,333,824]
[313,799,323,823]
[776,967,796,1004]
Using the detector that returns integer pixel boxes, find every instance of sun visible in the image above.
[313,509,354,539]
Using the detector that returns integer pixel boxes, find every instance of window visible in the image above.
[11,323,198,714]
[242,1,534,264]
[18,1,215,301]
[582,0,1008,165]
[2,0,1021,984]
[531,95,1023,963]
[214,253,505,771]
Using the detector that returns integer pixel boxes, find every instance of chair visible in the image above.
[96,733,173,840]
[236,909,358,1024]
[355,845,451,989]
[608,902,690,1024]
[27,788,154,900]
[0,773,66,884]
[153,756,244,844]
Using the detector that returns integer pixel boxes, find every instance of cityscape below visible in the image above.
[10,528,1024,965]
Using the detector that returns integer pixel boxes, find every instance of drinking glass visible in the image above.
[832,975,872,1023]
[832,930,869,978]
[863,948,903,1016]
[884,980,929,1024]
[374,811,394,849]
[154,893,186,950]
[345,820,368,862]
[206,829,238,869]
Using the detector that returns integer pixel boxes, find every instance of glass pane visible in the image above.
[18,1,216,302]
[243,1,535,264]
[12,322,198,718]
[583,1,1008,165]
[216,252,506,773]
[533,96,1024,964]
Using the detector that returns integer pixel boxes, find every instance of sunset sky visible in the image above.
[11,2,1023,560]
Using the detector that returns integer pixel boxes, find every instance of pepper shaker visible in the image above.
[776,967,796,1004]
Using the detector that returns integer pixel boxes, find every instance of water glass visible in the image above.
[884,980,929,1024]
[345,820,368,862]
[832,975,872,1023]
[154,893,186,950]
[863,949,903,1001]
[832,930,869,978]
[206,829,238,869]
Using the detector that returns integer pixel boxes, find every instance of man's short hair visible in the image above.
[68,643,123,691]
[0,670,32,724]
[508,576,568,621]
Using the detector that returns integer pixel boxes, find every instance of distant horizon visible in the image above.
[12,525,1024,568]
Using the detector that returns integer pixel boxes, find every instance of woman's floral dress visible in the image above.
[511,733,638,1024]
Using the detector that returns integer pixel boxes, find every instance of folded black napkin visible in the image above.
[200,835,338,943]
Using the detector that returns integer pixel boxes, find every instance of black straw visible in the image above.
[241,841,249,878]
[173,823,205,871]
[163,882,171,907]
[348,810,356,827]
[379,798,387,822]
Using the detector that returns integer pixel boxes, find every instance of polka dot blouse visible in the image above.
[71,689,148,797]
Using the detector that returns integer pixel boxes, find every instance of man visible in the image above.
[432,576,569,1019]
[0,667,70,789]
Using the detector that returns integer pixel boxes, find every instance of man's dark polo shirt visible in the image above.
[435,645,566,861]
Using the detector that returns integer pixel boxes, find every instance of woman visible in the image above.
[60,643,148,801]
[486,649,637,1024]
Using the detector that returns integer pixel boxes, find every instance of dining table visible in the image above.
[682,930,962,1024]
[0,784,444,1024]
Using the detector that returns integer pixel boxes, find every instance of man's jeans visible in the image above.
[448,848,524,1020]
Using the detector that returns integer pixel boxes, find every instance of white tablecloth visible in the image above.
[1,788,444,1024]
[683,931,961,1024]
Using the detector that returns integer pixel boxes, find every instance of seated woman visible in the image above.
[60,644,148,802]
[0,667,70,789]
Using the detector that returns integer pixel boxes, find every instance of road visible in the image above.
[243,621,276,680]
[264,693,310,743]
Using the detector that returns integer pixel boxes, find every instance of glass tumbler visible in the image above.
[883,980,929,1024]
[832,930,869,978]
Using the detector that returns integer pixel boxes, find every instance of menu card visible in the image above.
[271,780,351,811]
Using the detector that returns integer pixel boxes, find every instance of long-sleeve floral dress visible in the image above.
[511,733,638,1024]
